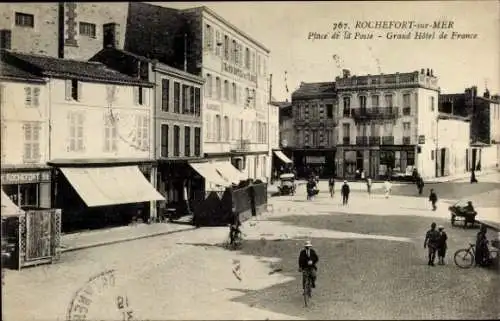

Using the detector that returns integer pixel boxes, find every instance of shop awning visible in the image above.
[274,150,293,164]
[59,166,165,207]
[1,189,24,217]
[213,161,247,184]
[189,162,231,187]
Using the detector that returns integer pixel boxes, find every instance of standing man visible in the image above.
[366,177,372,195]
[475,225,490,266]
[384,179,392,199]
[328,176,335,198]
[429,189,438,211]
[417,176,425,195]
[306,177,317,201]
[341,180,350,206]
[437,225,448,265]
[424,222,440,266]
[298,241,319,288]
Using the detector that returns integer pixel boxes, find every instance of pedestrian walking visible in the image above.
[306,177,317,201]
[429,189,438,211]
[341,180,350,205]
[424,222,440,266]
[475,225,490,266]
[328,176,335,198]
[417,176,424,195]
[366,177,372,195]
[437,225,448,265]
[384,180,392,199]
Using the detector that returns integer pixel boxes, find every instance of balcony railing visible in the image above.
[382,136,394,145]
[402,107,411,115]
[351,107,399,122]
[402,136,411,145]
[232,139,251,151]
[342,137,350,145]
[369,136,381,146]
[356,136,368,146]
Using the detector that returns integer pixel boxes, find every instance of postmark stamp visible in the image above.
[67,269,135,321]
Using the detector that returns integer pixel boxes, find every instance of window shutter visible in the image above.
[33,87,40,107]
[142,87,148,106]
[23,123,31,160]
[77,113,84,150]
[65,80,71,100]
[133,87,139,105]
[33,125,40,160]
[77,81,82,101]
[25,87,32,106]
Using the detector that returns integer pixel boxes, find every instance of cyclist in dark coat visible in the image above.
[298,241,319,288]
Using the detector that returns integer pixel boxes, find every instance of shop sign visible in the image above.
[1,171,51,184]
[418,135,425,144]
[305,156,326,164]
[222,62,257,83]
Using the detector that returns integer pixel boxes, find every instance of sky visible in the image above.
[156,1,499,101]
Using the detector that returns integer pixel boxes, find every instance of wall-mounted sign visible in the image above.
[418,135,425,144]
[1,171,51,185]
[206,104,221,112]
[305,156,326,164]
[222,62,257,83]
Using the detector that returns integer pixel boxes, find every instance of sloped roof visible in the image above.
[292,82,336,99]
[2,50,154,87]
[0,60,45,83]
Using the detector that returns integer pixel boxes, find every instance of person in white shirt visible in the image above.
[384,180,392,198]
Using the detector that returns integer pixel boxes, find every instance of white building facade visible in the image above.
[195,7,272,181]
[335,68,440,179]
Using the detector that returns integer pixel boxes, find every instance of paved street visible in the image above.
[3,173,500,320]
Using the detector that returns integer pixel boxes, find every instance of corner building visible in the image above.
[335,69,440,179]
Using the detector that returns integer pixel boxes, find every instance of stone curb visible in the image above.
[60,226,197,253]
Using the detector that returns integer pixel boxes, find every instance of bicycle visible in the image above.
[454,242,499,268]
[224,228,243,250]
[300,268,314,307]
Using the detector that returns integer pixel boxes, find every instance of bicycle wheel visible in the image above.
[454,249,474,268]
[303,274,311,307]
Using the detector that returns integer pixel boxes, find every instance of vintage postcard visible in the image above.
[1,1,499,320]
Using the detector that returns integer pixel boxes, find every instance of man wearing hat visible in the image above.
[341,180,350,205]
[298,241,319,288]
[437,225,448,265]
[424,222,440,266]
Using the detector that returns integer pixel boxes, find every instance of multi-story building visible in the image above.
[121,2,273,183]
[440,87,500,170]
[0,2,128,59]
[1,49,164,232]
[335,68,440,179]
[91,46,206,219]
[270,100,293,178]
[291,82,337,178]
[0,57,52,209]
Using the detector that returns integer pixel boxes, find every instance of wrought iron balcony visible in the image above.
[351,107,399,122]
[342,136,351,145]
[356,136,368,146]
[402,136,411,145]
[382,136,394,145]
[232,139,251,151]
[402,107,411,116]
[369,136,381,146]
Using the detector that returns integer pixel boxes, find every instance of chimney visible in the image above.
[484,89,490,98]
[421,68,425,74]
[342,69,351,78]
[426,68,430,76]
[0,29,11,50]
[103,23,120,49]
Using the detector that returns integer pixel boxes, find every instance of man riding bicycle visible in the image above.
[298,241,319,288]
[229,207,242,246]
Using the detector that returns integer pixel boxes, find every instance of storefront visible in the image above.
[292,149,336,179]
[1,167,52,209]
[48,159,164,232]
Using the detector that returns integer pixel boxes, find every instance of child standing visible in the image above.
[437,226,448,265]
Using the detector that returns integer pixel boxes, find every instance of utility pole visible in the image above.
[268,74,273,183]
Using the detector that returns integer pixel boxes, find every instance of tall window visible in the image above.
[371,95,379,107]
[79,22,96,38]
[189,86,195,114]
[342,123,350,138]
[384,121,394,136]
[359,96,367,109]
[184,126,191,156]
[343,96,351,115]
[385,94,393,108]
[194,127,201,156]
[224,35,229,59]
[403,93,410,107]
[215,31,221,56]
[232,83,237,103]
[430,96,435,111]
[224,116,230,141]
[370,123,379,136]
[224,80,229,100]
[173,82,180,113]
[216,77,221,99]
[182,84,190,113]
[194,87,201,117]
[173,125,180,156]
[231,40,237,62]
[161,124,169,157]
[403,122,411,135]
[326,104,334,119]
[205,74,212,97]
[204,24,213,50]
[234,41,240,65]
[23,122,40,163]
[135,115,149,151]
[245,47,250,68]
[24,87,40,107]
[215,115,221,141]
[104,115,118,152]
[161,79,169,111]
[15,12,34,27]
[65,79,80,101]
[312,130,318,147]
[68,112,85,152]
